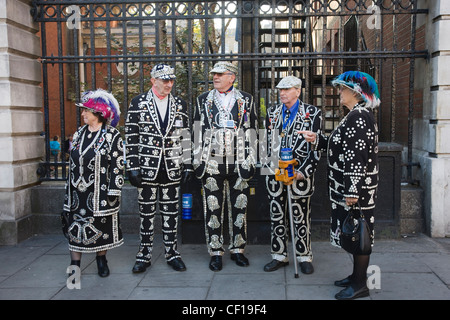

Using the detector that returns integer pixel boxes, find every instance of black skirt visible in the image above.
[67,128,123,253]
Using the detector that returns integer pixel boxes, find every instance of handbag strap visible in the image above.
[351,201,365,219]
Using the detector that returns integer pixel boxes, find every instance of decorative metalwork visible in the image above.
[31,0,428,182]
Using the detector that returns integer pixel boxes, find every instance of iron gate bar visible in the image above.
[39,17,50,170]
[407,0,418,183]
[38,51,429,64]
[38,47,431,60]
[72,26,81,129]
[32,11,430,22]
[31,1,429,17]
[56,18,66,180]
[120,2,129,110]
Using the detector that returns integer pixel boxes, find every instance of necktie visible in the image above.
[283,109,290,130]
[281,109,290,138]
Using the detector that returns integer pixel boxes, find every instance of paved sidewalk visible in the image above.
[0,233,449,301]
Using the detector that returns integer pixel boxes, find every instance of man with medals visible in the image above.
[263,76,322,274]
[125,64,193,273]
[192,61,258,271]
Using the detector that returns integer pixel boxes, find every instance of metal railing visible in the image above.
[31,0,428,182]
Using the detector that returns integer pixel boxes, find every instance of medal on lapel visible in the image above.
[303,112,311,129]
[281,108,290,138]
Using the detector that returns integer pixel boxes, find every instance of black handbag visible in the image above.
[340,203,372,255]
[61,211,70,240]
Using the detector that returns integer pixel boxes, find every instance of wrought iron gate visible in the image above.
[32,0,428,182]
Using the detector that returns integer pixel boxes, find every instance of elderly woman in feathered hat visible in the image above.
[62,88,124,279]
[301,71,380,300]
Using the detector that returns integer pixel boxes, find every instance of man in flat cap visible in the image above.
[192,61,258,271]
[262,75,322,274]
[125,63,192,273]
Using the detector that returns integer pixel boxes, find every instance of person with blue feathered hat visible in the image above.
[300,71,380,300]
[63,88,124,279]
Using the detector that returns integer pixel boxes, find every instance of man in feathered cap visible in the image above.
[262,75,322,275]
[125,64,193,273]
[192,61,258,271]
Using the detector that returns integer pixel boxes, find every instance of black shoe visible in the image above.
[299,261,314,274]
[230,253,249,267]
[335,284,370,300]
[167,257,186,272]
[334,275,352,287]
[132,261,151,273]
[68,260,81,281]
[209,255,222,272]
[263,259,289,272]
[96,255,110,278]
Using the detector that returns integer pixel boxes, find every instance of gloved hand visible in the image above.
[128,170,142,188]
[181,171,194,185]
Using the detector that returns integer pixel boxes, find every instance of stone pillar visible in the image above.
[0,0,43,244]
[418,0,450,237]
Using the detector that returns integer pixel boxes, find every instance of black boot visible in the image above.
[68,260,80,278]
[67,260,81,286]
[70,260,81,268]
[96,255,110,277]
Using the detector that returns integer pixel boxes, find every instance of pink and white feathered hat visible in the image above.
[76,89,121,127]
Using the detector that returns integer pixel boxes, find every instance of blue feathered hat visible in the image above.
[331,71,381,108]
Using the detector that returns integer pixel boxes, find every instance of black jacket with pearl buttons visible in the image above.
[316,104,379,210]
[263,100,322,197]
[125,89,192,182]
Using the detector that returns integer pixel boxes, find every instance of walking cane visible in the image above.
[286,183,299,278]
[275,148,299,278]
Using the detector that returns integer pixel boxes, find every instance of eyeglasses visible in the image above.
[155,78,175,83]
